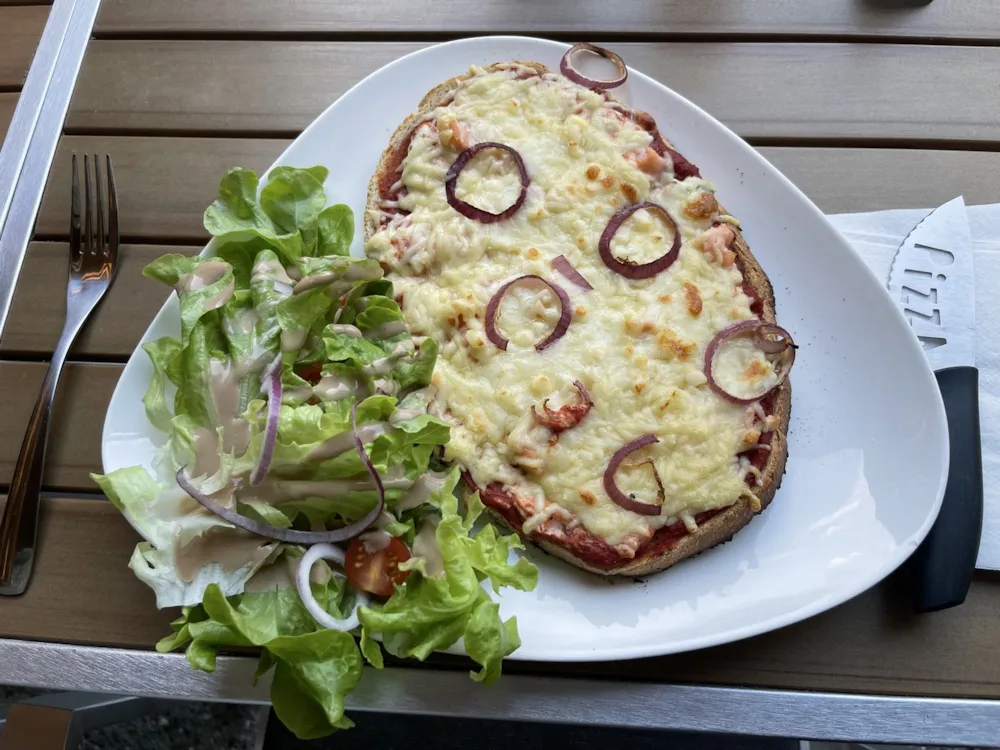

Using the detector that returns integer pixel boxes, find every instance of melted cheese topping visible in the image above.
[367,66,775,557]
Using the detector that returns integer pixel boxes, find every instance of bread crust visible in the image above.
[364,61,791,577]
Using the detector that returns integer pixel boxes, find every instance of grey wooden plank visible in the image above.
[33,136,1000,247]
[0,362,115,491]
[95,0,1000,42]
[0,5,48,88]
[758,146,1000,213]
[0,241,197,358]
[0,92,16,143]
[65,41,1000,145]
[35,135,288,238]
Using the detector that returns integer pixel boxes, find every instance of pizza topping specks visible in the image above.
[683,282,703,316]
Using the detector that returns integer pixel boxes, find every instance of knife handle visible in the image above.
[912,366,983,613]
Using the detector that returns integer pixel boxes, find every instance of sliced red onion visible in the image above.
[351,401,386,510]
[250,369,282,486]
[532,380,593,432]
[551,255,593,291]
[260,352,282,385]
[560,43,628,90]
[664,147,701,180]
[444,142,529,223]
[295,542,370,632]
[177,403,387,543]
[485,275,572,352]
[704,320,796,405]
[599,202,680,279]
[603,434,663,516]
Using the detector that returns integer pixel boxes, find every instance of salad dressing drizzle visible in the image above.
[396,470,451,511]
[174,529,274,583]
[363,321,408,340]
[329,324,363,338]
[310,422,392,460]
[208,359,252,456]
[314,373,366,402]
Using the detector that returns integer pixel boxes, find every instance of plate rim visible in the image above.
[102,34,950,662]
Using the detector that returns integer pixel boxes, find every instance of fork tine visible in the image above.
[83,154,93,256]
[69,154,82,265]
[93,154,106,257]
[106,155,119,272]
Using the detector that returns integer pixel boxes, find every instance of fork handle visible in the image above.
[0,337,69,594]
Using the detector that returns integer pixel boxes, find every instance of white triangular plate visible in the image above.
[102,36,948,662]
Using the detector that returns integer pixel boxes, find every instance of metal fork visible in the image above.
[0,154,119,595]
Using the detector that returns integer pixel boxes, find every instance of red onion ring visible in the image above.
[551,255,593,291]
[177,405,386,542]
[350,401,386,509]
[296,542,370,632]
[599,201,680,279]
[250,368,282,486]
[444,142,529,224]
[484,275,572,352]
[560,43,628,90]
[704,320,796,405]
[603,434,664,516]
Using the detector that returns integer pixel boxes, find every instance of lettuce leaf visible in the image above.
[96,164,538,742]
[359,470,537,681]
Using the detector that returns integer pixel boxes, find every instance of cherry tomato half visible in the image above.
[345,536,412,598]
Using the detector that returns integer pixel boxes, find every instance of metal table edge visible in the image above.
[2,638,999,746]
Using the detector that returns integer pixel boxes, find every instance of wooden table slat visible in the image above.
[2,495,1000,699]
[0,5,47,89]
[0,241,196,358]
[37,135,288,240]
[0,362,117,492]
[94,0,1000,43]
[65,40,1000,144]
[11,137,1000,361]
[0,91,17,143]
[33,135,1000,244]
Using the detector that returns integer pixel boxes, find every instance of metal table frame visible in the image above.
[1,639,999,747]
[0,0,995,746]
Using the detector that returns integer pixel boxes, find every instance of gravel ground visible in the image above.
[1,686,263,749]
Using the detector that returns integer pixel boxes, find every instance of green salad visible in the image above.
[93,166,538,739]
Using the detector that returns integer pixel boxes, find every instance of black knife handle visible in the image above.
[912,365,983,613]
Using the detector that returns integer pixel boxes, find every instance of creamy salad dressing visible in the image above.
[293,271,340,294]
[363,320,408,340]
[191,427,223,477]
[252,258,296,296]
[309,422,392,461]
[362,341,413,378]
[396,470,450,511]
[329,324,364,339]
[174,529,274,583]
[313,373,367,402]
[367,66,775,554]
[238,473,415,505]
[410,518,444,578]
[176,261,235,312]
[281,328,308,352]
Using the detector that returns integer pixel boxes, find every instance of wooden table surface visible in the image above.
[2,0,1000,700]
